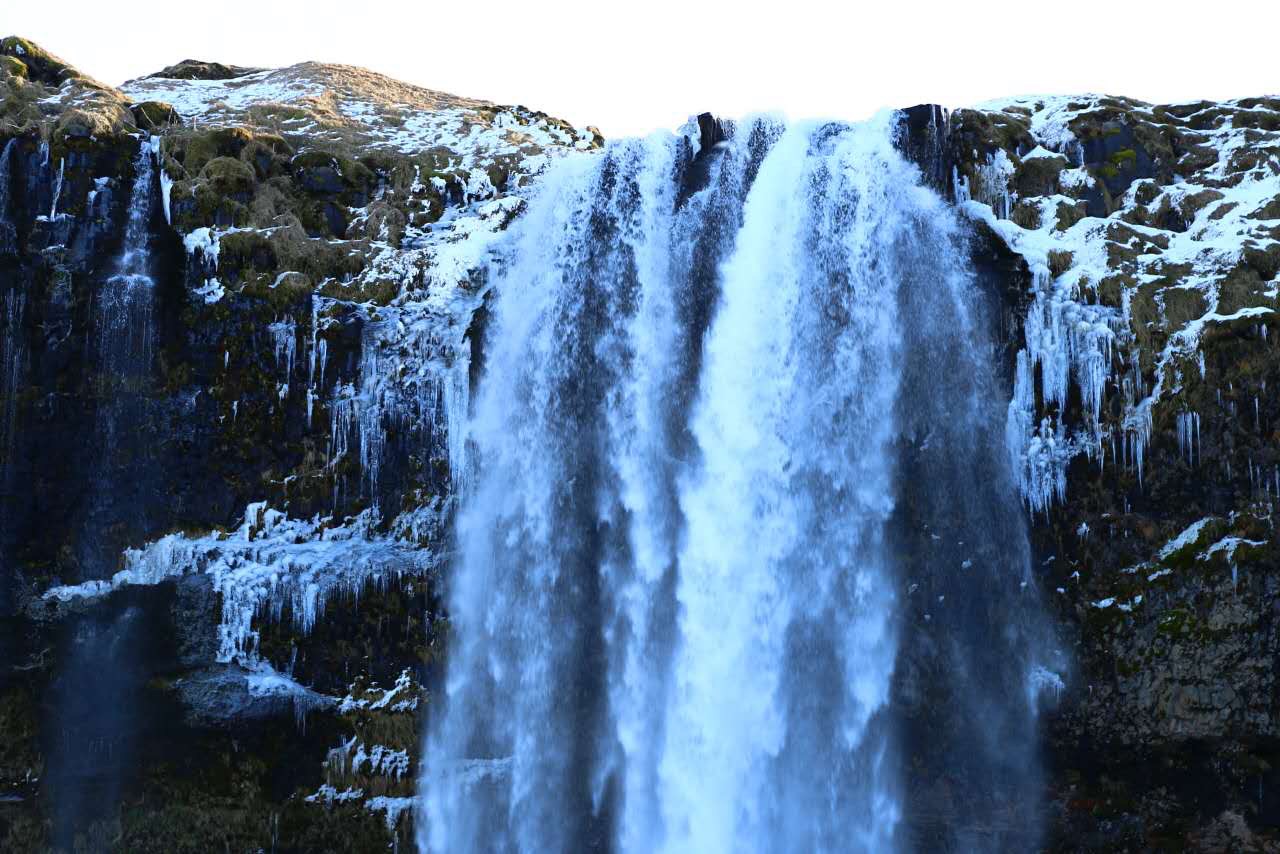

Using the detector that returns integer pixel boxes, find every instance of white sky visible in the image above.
[9,0,1280,138]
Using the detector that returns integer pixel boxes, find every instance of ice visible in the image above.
[43,502,435,666]
[1177,411,1200,465]
[268,318,298,398]
[366,796,415,831]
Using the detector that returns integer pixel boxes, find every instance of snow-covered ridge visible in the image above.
[120,60,601,161]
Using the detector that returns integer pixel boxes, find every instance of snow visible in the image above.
[366,796,415,831]
[306,784,364,804]
[975,94,1096,156]
[120,65,596,164]
[966,95,1280,507]
[244,660,336,722]
[1158,518,1213,560]
[353,743,411,779]
[182,227,220,265]
[1199,535,1267,564]
[337,669,419,714]
[1022,145,1066,161]
[124,68,324,120]
[192,278,224,304]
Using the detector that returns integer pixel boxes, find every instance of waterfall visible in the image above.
[422,114,1053,853]
[0,290,22,480]
[48,138,162,848]
[0,137,18,462]
[97,141,157,384]
[0,138,21,620]
[75,138,159,579]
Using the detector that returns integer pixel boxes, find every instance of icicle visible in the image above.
[1177,411,1199,466]
[268,318,298,399]
[1187,409,1198,463]
[307,297,321,427]
[49,157,65,220]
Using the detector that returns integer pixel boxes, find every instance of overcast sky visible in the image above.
[10,1,1279,138]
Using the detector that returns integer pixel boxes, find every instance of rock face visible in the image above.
[904,96,1280,850]
[1,32,1278,852]
[0,35,599,850]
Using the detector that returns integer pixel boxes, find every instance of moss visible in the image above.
[1161,287,1208,329]
[1208,201,1238,221]
[1,83,45,133]
[200,155,257,197]
[170,126,256,177]
[1243,243,1280,281]
[52,99,134,144]
[131,100,179,131]
[0,36,77,86]
[1109,148,1138,170]
[174,181,251,229]
[240,136,293,181]
[1048,250,1075,277]
[0,55,26,79]
[1132,180,1160,207]
[1215,265,1271,317]
[1055,200,1087,231]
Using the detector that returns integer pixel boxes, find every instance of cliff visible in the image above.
[0,35,599,850]
[904,95,1280,850]
[1,33,1278,851]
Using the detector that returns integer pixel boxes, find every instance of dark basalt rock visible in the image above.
[144,59,265,81]
[897,103,953,195]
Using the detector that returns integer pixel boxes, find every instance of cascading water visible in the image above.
[422,113,1056,853]
[78,139,160,575]
[97,141,158,392]
[49,138,161,849]
[1,138,21,480]
[0,137,18,632]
